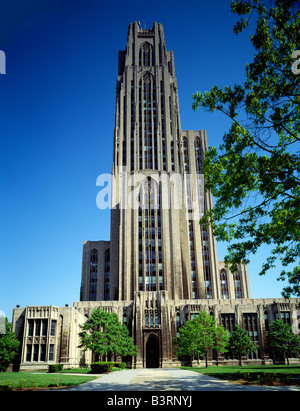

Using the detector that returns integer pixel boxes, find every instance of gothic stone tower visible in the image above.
[109,21,250,303]
[12,22,300,371]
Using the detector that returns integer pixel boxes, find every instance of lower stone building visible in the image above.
[12,295,300,371]
[11,21,300,370]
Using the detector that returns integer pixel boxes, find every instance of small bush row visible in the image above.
[91,361,126,373]
[91,362,114,373]
[47,362,126,374]
[48,364,64,373]
[113,362,126,370]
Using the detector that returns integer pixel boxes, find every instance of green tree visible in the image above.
[0,318,20,372]
[265,319,300,365]
[228,324,257,366]
[173,310,229,368]
[192,0,300,297]
[78,308,137,362]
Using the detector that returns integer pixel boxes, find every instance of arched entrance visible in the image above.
[146,334,159,368]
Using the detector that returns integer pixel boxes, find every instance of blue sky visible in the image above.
[0,0,292,321]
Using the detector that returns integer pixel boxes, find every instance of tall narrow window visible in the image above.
[220,269,229,299]
[183,138,189,173]
[89,249,98,301]
[26,345,32,362]
[104,248,110,300]
[28,320,34,337]
[194,138,202,173]
[143,73,153,169]
[171,140,175,171]
[234,272,242,299]
[50,320,57,337]
[49,344,55,361]
[201,227,212,298]
[188,220,197,299]
[243,313,261,359]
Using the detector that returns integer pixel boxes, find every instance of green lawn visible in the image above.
[181,365,300,385]
[0,372,97,391]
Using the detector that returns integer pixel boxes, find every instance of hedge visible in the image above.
[91,362,114,373]
[48,364,64,373]
[113,362,126,370]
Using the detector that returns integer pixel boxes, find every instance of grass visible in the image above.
[181,365,300,386]
[0,372,97,391]
[60,367,92,374]
[60,366,126,373]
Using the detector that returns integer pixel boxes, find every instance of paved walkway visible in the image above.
[62,368,300,391]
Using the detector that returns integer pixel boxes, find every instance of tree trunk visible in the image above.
[285,352,290,366]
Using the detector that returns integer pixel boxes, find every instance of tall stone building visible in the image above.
[12,22,299,371]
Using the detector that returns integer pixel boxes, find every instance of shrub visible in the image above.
[113,362,126,370]
[0,385,13,391]
[48,364,64,373]
[91,362,114,374]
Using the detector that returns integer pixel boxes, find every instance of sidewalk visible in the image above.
[61,368,300,391]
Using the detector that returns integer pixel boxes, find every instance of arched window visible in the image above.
[139,42,154,67]
[194,138,202,173]
[183,138,189,173]
[234,272,242,299]
[176,313,181,332]
[220,269,229,299]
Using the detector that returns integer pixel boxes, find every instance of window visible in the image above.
[50,320,57,336]
[183,138,189,173]
[194,138,202,173]
[220,314,236,359]
[221,314,235,333]
[280,312,291,324]
[234,273,242,299]
[104,248,110,301]
[26,345,32,362]
[89,248,98,300]
[33,345,39,361]
[49,344,55,361]
[243,313,261,359]
[176,313,181,331]
[40,344,46,362]
[28,320,34,336]
[35,320,40,336]
[264,312,269,332]
[42,319,48,336]
[220,270,229,299]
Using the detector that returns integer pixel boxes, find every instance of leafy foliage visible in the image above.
[48,364,64,373]
[265,319,300,365]
[0,318,20,372]
[192,0,300,297]
[228,324,257,366]
[78,308,137,361]
[90,361,114,373]
[173,311,229,367]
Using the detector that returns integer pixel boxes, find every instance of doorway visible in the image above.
[146,334,160,368]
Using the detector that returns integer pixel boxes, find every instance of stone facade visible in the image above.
[12,22,300,371]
